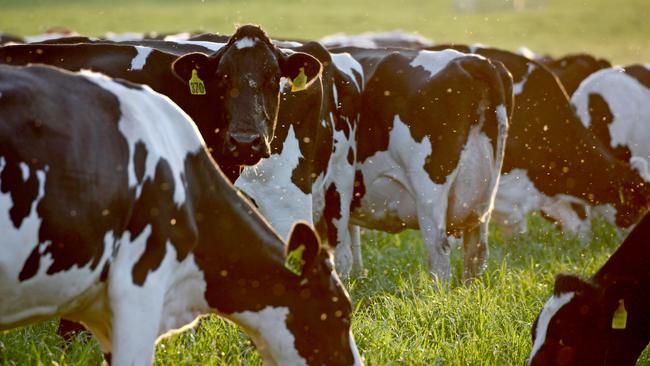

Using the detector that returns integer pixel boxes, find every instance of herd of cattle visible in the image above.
[0,25,648,365]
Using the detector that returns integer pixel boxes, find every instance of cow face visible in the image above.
[529,274,637,366]
[230,222,361,366]
[282,223,361,366]
[172,25,321,166]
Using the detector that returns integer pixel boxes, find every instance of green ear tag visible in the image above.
[189,69,206,95]
[291,67,307,92]
[611,299,627,330]
[284,245,306,276]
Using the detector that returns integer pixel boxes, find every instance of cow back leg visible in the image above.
[462,222,488,280]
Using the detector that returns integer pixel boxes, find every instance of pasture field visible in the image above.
[1,0,649,365]
[0,0,649,64]
[1,218,647,365]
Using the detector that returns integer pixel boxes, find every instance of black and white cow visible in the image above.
[91,36,365,277]
[561,64,650,233]
[529,212,650,366]
[0,25,323,179]
[0,64,361,366]
[329,46,513,280]
[424,45,650,238]
[324,35,650,238]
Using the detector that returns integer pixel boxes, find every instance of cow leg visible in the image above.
[57,319,87,341]
[349,225,363,275]
[418,212,451,281]
[108,237,165,365]
[110,288,163,365]
[462,222,489,280]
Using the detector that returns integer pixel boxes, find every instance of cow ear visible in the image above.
[281,52,322,92]
[171,52,217,84]
[285,221,321,276]
[554,273,592,296]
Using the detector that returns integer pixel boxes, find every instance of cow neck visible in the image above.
[592,214,650,362]
[185,152,300,313]
[594,214,650,285]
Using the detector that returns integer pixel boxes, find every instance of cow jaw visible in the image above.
[231,306,308,366]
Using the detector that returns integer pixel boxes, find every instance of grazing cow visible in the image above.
[562,64,650,234]
[324,36,649,237]
[539,53,612,96]
[0,64,361,366]
[424,45,650,237]
[0,25,323,179]
[330,46,512,280]
[529,212,650,366]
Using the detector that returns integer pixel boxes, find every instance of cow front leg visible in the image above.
[419,214,451,281]
[110,290,163,366]
[462,222,488,280]
[349,225,363,275]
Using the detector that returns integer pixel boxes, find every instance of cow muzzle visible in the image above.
[224,131,271,165]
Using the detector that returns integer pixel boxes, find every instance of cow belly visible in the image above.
[446,128,495,232]
[351,174,419,233]
[351,175,419,233]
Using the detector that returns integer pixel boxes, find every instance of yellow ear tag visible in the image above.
[189,69,206,95]
[619,188,625,204]
[284,245,306,276]
[291,67,307,92]
[611,299,627,330]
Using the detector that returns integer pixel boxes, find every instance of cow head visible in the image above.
[529,274,642,366]
[228,222,361,366]
[171,25,322,166]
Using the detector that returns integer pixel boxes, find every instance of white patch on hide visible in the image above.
[235,125,313,239]
[129,46,153,71]
[410,49,467,78]
[81,70,203,205]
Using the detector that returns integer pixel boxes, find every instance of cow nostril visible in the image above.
[230,133,261,147]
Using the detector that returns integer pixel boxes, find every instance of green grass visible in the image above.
[1,0,649,364]
[0,0,649,64]
[3,217,648,365]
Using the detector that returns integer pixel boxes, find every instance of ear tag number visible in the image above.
[285,245,305,276]
[189,69,206,95]
[291,67,307,92]
[611,299,627,330]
